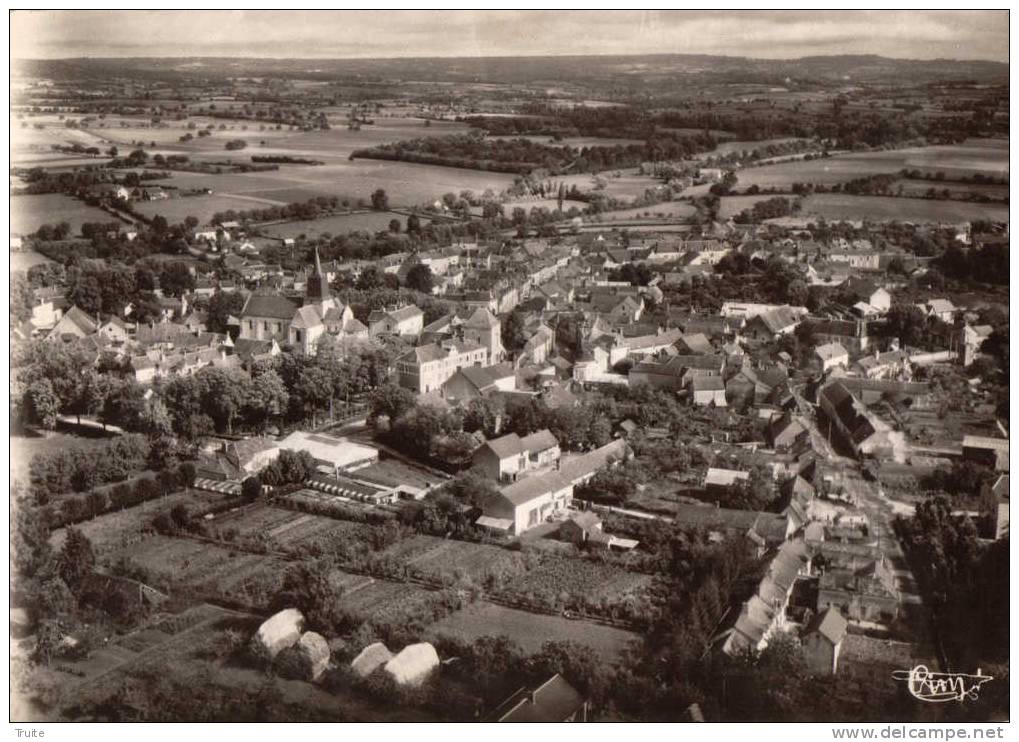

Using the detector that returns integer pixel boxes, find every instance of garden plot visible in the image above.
[115,535,288,605]
[502,552,653,605]
[339,580,438,623]
[379,535,524,583]
[51,490,223,555]
[210,504,374,552]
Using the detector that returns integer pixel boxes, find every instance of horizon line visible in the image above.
[13,51,1010,65]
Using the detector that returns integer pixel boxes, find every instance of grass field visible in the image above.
[428,602,640,659]
[557,168,665,203]
[134,194,279,225]
[11,427,118,482]
[262,211,428,239]
[11,193,115,235]
[499,197,588,212]
[138,159,516,213]
[717,195,781,219]
[351,458,445,490]
[897,179,1009,200]
[788,194,1009,223]
[736,138,1008,190]
[10,249,53,273]
[594,202,697,221]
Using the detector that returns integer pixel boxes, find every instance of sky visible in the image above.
[9,10,1010,63]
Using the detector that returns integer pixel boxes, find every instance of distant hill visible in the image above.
[15,53,1008,87]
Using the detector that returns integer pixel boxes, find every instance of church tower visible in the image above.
[305,246,330,305]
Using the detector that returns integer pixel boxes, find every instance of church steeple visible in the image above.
[306,246,330,303]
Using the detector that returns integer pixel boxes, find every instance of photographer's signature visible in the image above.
[892,665,993,703]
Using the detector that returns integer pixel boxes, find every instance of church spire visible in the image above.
[305,245,330,303]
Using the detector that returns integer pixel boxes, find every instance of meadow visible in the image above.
[10,249,53,272]
[352,458,445,490]
[138,158,517,215]
[262,211,429,239]
[11,193,115,235]
[735,138,1008,190]
[788,194,1009,223]
[133,194,280,225]
[592,202,697,221]
[557,168,666,203]
[428,602,640,659]
[717,195,781,219]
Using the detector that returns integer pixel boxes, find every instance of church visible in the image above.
[238,247,368,355]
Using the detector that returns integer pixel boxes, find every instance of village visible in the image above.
[12,209,1010,721]
[8,18,1010,724]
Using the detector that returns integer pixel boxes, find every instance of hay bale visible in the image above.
[251,608,304,663]
[297,631,330,681]
[350,641,393,678]
[383,642,439,687]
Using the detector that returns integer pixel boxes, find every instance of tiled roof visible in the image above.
[241,293,299,320]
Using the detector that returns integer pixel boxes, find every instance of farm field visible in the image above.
[735,138,1008,190]
[262,211,429,239]
[428,602,640,659]
[11,193,116,235]
[786,194,1009,224]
